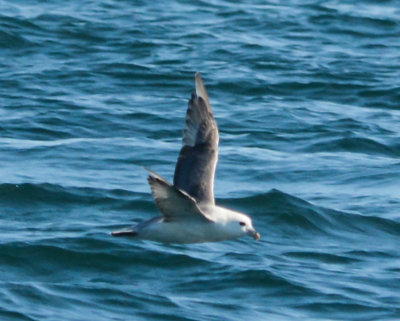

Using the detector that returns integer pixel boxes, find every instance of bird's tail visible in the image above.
[111,229,138,237]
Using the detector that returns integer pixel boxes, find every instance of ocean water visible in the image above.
[1,0,400,320]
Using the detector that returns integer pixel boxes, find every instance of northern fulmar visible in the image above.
[112,72,260,244]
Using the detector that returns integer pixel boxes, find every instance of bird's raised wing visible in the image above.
[173,73,219,205]
[146,168,213,222]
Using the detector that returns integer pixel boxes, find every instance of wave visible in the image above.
[173,267,314,298]
[302,136,400,157]
[0,237,213,278]
[0,30,33,49]
[2,183,399,239]
[0,183,145,209]
[0,15,42,49]
[0,309,36,321]
[220,189,400,238]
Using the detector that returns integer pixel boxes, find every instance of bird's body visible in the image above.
[114,206,255,244]
[112,73,260,244]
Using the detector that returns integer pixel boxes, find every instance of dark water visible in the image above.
[1,0,400,320]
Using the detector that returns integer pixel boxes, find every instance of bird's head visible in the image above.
[225,212,261,241]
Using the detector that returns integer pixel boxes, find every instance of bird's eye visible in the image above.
[239,222,246,226]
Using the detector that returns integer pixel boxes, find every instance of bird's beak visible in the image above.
[247,229,261,240]
[111,229,137,237]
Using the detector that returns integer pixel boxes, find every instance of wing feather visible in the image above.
[146,169,213,222]
[173,73,219,205]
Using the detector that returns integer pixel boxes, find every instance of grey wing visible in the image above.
[146,168,213,222]
[173,72,219,205]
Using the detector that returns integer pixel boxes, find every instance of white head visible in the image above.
[223,212,261,241]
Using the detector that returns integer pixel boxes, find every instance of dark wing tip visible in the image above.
[195,72,210,108]
[147,174,156,185]
[144,167,171,185]
[147,174,166,193]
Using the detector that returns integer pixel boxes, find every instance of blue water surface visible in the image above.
[1,1,400,320]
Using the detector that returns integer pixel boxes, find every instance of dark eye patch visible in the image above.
[239,222,246,226]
